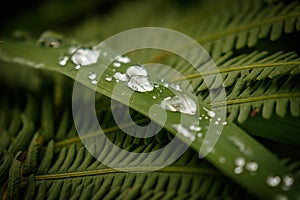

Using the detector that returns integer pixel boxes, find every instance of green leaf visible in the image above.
[0,39,299,199]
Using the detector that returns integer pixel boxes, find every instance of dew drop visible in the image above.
[266,176,281,187]
[88,72,97,80]
[113,62,121,67]
[152,96,157,99]
[235,157,246,167]
[160,94,197,115]
[126,65,147,77]
[189,125,202,131]
[105,77,112,82]
[172,124,195,142]
[214,121,219,125]
[197,132,203,138]
[58,56,69,66]
[113,72,128,82]
[127,76,154,92]
[204,107,216,118]
[163,83,169,88]
[222,121,228,125]
[245,162,258,172]
[234,167,243,174]
[75,65,81,70]
[283,175,294,187]
[71,48,100,66]
[38,31,62,48]
[91,80,98,85]
[116,55,130,63]
[217,117,221,121]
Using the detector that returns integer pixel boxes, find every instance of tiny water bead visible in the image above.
[234,167,243,174]
[172,124,195,142]
[235,157,246,167]
[266,176,281,187]
[189,125,201,131]
[160,94,197,115]
[113,62,121,67]
[203,107,216,118]
[126,65,147,77]
[245,162,258,172]
[127,76,154,92]
[88,72,97,80]
[91,80,98,85]
[116,55,130,63]
[71,48,100,66]
[113,72,128,82]
[38,31,62,48]
[58,56,69,66]
[105,77,112,82]
[197,132,203,138]
[283,175,294,187]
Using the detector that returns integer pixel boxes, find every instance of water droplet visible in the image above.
[38,31,62,48]
[204,107,215,118]
[113,72,128,82]
[214,121,219,125]
[172,124,195,142]
[217,117,221,121]
[222,121,228,125]
[91,80,98,85]
[152,96,157,99]
[199,117,202,120]
[160,94,197,115]
[58,56,69,66]
[71,48,100,66]
[163,83,169,88]
[235,157,246,167]
[127,76,154,92]
[189,125,201,131]
[75,65,81,70]
[113,62,121,67]
[170,83,182,91]
[105,77,112,82]
[205,116,208,120]
[234,167,243,174]
[245,162,258,172]
[126,65,147,77]
[154,82,160,88]
[266,176,281,187]
[116,55,130,63]
[219,157,226,163]
[88,72,97,80]
[283,175,294,187]
[197,132,203,138]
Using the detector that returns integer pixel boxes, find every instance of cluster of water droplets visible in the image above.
[265,174,295,190]
[233,157,259,175]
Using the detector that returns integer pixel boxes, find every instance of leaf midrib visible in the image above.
[24,167,220,181]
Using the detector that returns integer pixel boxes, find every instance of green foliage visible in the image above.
[0,0,300,199]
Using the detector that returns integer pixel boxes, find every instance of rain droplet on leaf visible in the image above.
[235,157,246,167]
[266,176,281,187]
[113,72,128,82]
[160,94,197,115]
[127,76,154,92]
[105,77,112,82]
[71,48,100,66]
[88,72,97,80]
[172,124,195,142]
[58,56,69,66]
[126,65,147,77]
[116,55,130,63]
[113,62,121,67]
[245,162,258,172]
